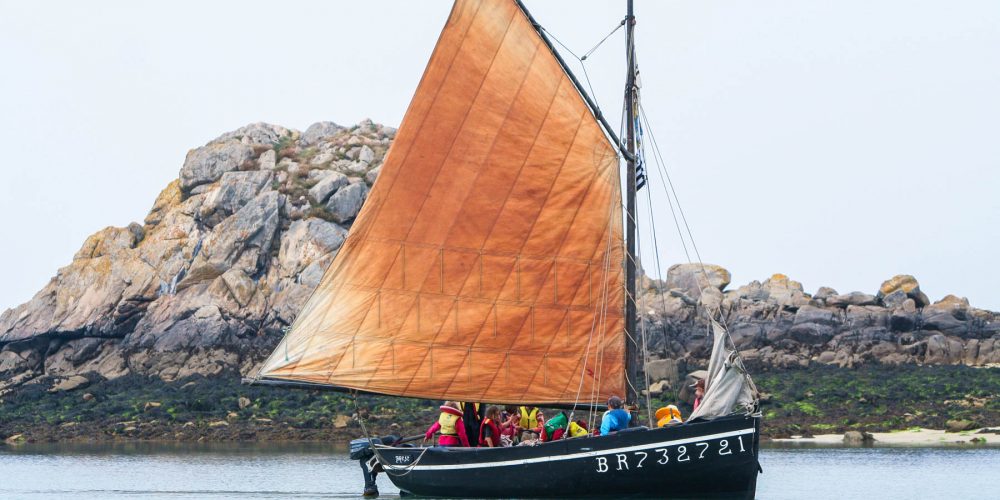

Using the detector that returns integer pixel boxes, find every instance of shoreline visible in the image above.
[770,427,1000,446]
[5,427,1000,450]
[4,366,997,447]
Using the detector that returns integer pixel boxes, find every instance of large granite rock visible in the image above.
[324,182,368,223]
[277,219,347,279]
[0,121,397,386]
[665,263,731,297]
[199,170,273,226]
[308,172,349,205]
[214,122,295,146]
[300,121,344,146]
[183,190,284,286]
[827,292,877,308]
[179,139,254,194]
[878,275,930,308]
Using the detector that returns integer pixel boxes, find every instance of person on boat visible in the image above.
[517,406,545,441]
[460,402,484,447]
[543,411,569,441]
[599,395,631,435]
[519,410,546,442]
[424,401,470,447]
[693,379,706,412]
[567,419,589,438]
[535,410,548,440]
[516,411,547,446]
[478,405,503,447]
[517,405,539,430]
[499,406,519,446]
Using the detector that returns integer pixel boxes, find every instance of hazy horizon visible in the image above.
[1,0,997,313]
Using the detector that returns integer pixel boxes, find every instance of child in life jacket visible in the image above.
[424,401,470,447]
[516,406,539,441]
[518,411,546,445]
[478,406,503,447]
[543,411,569,441]
[567,419,589,438]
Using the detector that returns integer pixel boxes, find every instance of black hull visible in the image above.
[375,414,761,499]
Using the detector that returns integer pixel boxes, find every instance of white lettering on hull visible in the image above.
[594,435,748,473]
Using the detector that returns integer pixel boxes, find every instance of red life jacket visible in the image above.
[478,417,502,447]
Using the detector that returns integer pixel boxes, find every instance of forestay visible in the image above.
[256,0,625,405]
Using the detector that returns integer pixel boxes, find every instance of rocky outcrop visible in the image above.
[0,120,391,391]
[179,139,255,195]
[1,119,996,396]
[664,263,730,297]
[640,266,1000,383]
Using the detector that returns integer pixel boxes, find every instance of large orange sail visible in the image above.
[257,0,625,405]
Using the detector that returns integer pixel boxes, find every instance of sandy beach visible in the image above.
[772,427,1000,445]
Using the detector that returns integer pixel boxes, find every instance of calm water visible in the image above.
[0,442,997,499]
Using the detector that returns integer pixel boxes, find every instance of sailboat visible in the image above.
[248,0,762,497]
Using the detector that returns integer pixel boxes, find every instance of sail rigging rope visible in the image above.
[570,181,619,425]
[638,104,701,265]
[634,192,654,426]
[581,20,626,61]
[352,392,432,477]
[585,187,619,432]
[539,19,627,161]
[636,91,755,392]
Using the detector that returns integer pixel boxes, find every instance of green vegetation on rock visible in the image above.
[2,364,997,444]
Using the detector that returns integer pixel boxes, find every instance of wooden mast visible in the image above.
[624,0,639,408]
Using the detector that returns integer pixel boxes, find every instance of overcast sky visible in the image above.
[1,0,997,312]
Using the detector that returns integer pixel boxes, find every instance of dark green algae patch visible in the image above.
[2,365,998,444]
[747,364,1000,438]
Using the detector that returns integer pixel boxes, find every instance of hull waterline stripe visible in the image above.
[378,427,756,471]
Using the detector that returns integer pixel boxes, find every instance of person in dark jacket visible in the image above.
[460,402,483,446]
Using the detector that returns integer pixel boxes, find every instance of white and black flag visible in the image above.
[634,109,647,191]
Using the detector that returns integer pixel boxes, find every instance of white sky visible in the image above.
[0,0,997,312]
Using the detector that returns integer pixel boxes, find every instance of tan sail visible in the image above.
[257,0,625,405]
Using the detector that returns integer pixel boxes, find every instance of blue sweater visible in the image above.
[600,408,631,435]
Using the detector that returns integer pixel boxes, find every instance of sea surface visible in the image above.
[0,442,997,499]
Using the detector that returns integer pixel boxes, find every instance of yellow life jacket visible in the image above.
[655,405,683,428]
[438,410,461,436]
[568,421,588,438]
[519,406,538,429]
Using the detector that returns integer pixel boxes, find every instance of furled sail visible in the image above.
[256,0,625,405]
[688,320,759,420]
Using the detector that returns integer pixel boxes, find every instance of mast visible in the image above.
[623,0,639,408]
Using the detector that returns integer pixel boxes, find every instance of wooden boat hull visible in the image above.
[375,414,761,498]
